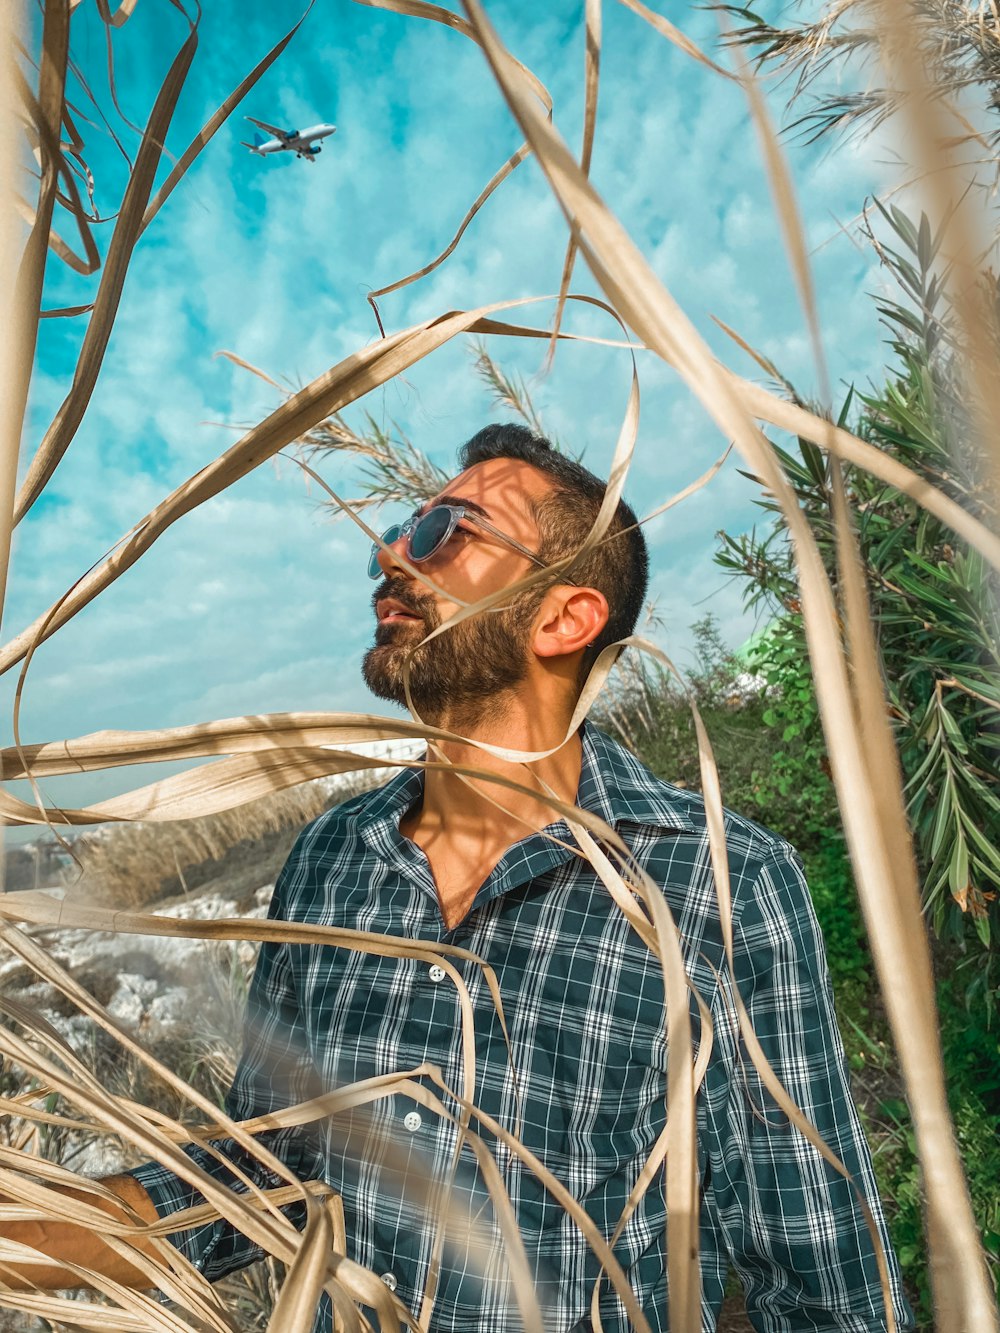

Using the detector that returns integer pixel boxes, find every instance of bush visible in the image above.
[716,207,1000,983]
[598,613,840,854]
[867,998,1000,1329]
[594,615,773,818]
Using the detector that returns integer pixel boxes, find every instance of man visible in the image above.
[3,424,911,1330]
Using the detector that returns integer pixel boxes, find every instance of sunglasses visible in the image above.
[367,503,570,582]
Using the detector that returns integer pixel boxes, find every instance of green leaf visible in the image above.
[959,817,1000,876]
[948,833,969,898]
[798,437,828,488]
[917,213,933,273]
[880,304,924,337]
[889,204,919,252]
[929,775,956,858]
[836,386,855,428]
[937,704,969,755]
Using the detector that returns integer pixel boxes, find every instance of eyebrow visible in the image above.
[420,494,491,518]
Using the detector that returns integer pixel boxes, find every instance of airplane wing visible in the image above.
[246,116,294,142]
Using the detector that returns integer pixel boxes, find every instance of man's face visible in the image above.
[362,458,553,724]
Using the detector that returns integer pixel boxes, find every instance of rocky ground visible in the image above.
[0,873,273,1330]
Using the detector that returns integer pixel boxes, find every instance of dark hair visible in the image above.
[458,422,649,669]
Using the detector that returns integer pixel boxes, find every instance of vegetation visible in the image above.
[72,772,381,910]
[721,0,1000,990]
[0,939,280,1330]
[716,203,1000,996]
[723,0,1000,209]
[707,7,1000,1319]
[296,339,565,515]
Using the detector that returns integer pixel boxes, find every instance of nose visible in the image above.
[375,530,410,580]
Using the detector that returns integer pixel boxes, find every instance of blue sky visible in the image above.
[7,0,895,816]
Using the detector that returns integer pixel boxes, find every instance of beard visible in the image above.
[362,576,541,726]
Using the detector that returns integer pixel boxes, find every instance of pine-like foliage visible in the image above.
[724,0,1000,185]
[717,204,1000,997]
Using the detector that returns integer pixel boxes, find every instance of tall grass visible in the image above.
[1,2,998,1331]
[74,772,383,911]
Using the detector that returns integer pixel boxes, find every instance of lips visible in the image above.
[376,596,424,624]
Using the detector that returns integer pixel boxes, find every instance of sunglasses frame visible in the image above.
[368,503,576,584]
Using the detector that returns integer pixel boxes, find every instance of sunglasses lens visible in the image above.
[368,524,402,579]
[409,506,453,561]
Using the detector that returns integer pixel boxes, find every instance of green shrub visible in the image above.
[740,621,833,852]
[716,207,1000,983]
[595,614,773,819]
[873,1077,1000,1329]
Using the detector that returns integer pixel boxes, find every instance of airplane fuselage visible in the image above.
[256,124,336,156]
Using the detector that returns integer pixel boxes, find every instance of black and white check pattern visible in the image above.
[132,724,912,1332]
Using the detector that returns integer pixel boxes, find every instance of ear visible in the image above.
[531,586,610,660]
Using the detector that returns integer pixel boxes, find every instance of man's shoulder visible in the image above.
[591,725,800,870]
[296,773,405,847]
[263,773,411,920]
[269,771,407,890]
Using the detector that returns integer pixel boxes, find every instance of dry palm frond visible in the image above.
[0,4,25,624]
[72,772,382,910]
[352,0,554,340]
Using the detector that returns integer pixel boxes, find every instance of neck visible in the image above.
[415,693,584,847]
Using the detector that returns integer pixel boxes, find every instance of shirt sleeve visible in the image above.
[698,842,915,1332]
[129,850,327,1281]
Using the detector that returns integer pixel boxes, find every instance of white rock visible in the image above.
[105,978,149,1029]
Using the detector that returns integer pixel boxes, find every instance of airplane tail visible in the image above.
[253,131,267,147]
[240,141,263,155]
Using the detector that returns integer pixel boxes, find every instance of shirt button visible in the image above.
[403,1110,422,1133]
[380,1272,397,1292]
[428,964,446,982]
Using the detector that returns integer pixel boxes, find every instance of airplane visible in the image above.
[241,116,336,163]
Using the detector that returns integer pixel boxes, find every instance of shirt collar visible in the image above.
[576,722,696,833]
[357,720,695,838]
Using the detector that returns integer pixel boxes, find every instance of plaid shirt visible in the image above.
[132,723,911,1332]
